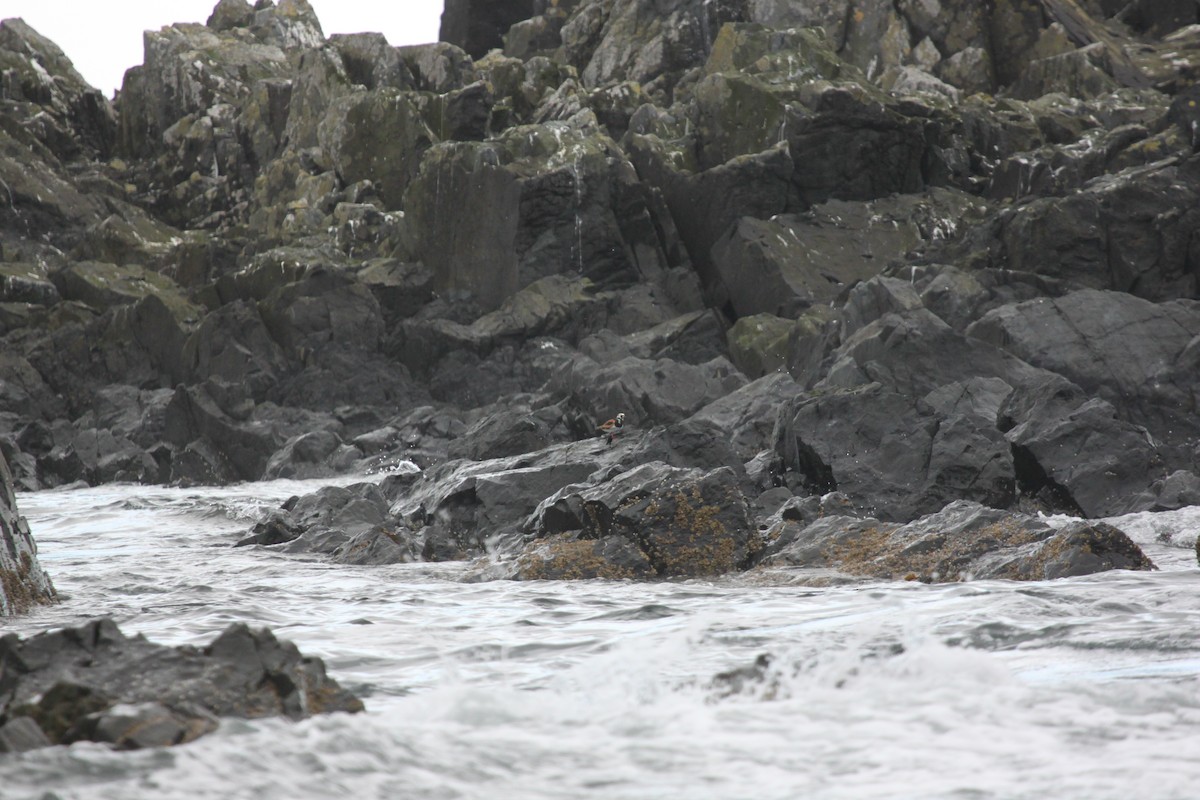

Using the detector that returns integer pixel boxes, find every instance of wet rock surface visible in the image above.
[5,0,1200,584]
[0,451,55,616]
[0,618,363,752]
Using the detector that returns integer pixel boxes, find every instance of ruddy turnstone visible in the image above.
[596,412,625,445]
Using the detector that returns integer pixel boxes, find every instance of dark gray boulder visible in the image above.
[711,189,990,318]
[316,89,434,209]
[182,300,294,401]
[236,480,410,563]
[999,375,1166,518]
[262,430,361,480]
[163,381,346,484]
[0,618,363,750]
[398,452,604,560]
[968,288,1200,449]
[548,352,747,431]
[686,371,800,462]
[627,137,793,299]
[988,158,1200,302]
[445,397,568,462]
[773,379,1017,522]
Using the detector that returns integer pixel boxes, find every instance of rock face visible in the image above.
[4,0,1199,583]
[0,451,54,616]
[0,618,364,752]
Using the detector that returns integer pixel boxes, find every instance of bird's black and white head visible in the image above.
[615,412,625,427]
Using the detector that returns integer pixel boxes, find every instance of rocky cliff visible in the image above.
[2,0,1199,581]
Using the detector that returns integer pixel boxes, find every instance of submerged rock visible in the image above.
[0,618,363,751]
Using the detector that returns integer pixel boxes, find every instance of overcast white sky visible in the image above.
[2,1,445,97]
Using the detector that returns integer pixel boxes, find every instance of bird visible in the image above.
[596,412,625,445]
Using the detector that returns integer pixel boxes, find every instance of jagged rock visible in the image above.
[395,449,604,559]
[51,261,189,311]
[116,18,293,162]
[842,1,911,81]
[355,259,434,321]
[1011,44,1121,100]
[261,430,360,480]
[407,124,678,312]
[440,0,537,59]
[0,135,108,247]
[237,480,399,558]
[0,263,59,308]
[445,397,566,461]
[779,280,1180,518]
[627,138,793,297]
[257,268,385,355]
[182,300,294,400]
[1138,470,1200,512]
[163,383,279,481]
[317,89,434,209]
[758,499,1156,581]
[0,618,363,750]
[328,33,415,92]
[0,449,55,616]
[882,66,961,101]
[0,18,116,161]
[207,0,254,32]
[53,428,162,485]
[569,0,749,97]
[0,351,67,424]
[505,13,569,61]
[711,189,989,318]
[331,526,420,566]
[397,42,475,94]
[898,0,989,57]
[1119,1,1198,36]
[967,288,1200,449]
[612,308,725,363]
[774,378,1017,522]
[389,275,607,377]
[426,80,495,141]
[998,374,1168,518]
[784,85,932,207]
[163,381,344,483]
[985,120,1168,203]
[548,351,747,430]
[686,371,799,461]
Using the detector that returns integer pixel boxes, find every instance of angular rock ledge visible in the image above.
[0,618,363,752]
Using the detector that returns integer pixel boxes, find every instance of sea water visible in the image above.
[2,478,1199,799]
